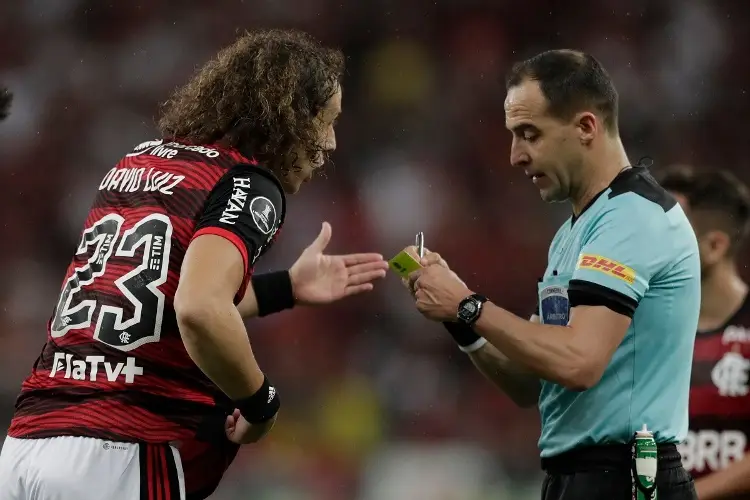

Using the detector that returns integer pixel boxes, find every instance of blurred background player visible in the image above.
[0,29,388,500]
[657,165,750,500]
[0,86,11,122]
[405,50,699,499]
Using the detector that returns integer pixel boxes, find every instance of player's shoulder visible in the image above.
[124,138,228,160]
[117,138,267,189]
[203,162,287,234]
[729,293,750,328]
[121,138,253,176]
[214,162,285,204]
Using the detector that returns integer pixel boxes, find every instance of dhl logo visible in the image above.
[576,254,635,284]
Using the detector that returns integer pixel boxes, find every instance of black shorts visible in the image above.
[541,443,696,500]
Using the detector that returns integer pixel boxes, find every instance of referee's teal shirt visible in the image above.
[537,166,700,457]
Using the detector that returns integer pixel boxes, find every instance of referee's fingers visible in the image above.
[408,269,421,289]
[414,289,427,308]
[420,252,446,268]
[406,245,434,259]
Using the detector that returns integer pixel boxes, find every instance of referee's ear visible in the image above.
[575,111,597,145]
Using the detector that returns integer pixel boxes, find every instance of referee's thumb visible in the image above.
[311,221,332,252]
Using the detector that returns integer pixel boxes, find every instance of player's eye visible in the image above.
[524,130,539,142]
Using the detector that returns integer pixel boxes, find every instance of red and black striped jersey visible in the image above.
[8,139,285,467]
[680,294,750,478]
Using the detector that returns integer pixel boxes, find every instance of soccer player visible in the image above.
[657,165,750,500]
[0,86,11,121]
[405,50,700,499]
[0,30,388,500]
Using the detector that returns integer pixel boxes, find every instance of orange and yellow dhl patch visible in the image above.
[576,254,636,284]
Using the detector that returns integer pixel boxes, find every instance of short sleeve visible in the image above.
[191,164,285,301]
[568,206,659,318]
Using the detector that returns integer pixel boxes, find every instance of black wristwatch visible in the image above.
[457,294,488,326]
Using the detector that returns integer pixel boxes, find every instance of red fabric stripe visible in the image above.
[140,442,179,499]
[157,445,164,500]
[148,444,156,500]
[690,385,750,416]
[161,446,171,500]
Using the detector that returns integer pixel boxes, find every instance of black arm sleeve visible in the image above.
[568,279,638,318]
[192,164,285,300]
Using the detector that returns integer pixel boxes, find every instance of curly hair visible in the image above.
[0,86,12,121]
[157,29,344,175]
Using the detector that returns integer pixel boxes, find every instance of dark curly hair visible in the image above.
[157,29,344,175]
[0,86,12,121]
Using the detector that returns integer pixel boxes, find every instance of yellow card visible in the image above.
[388,250,422,278]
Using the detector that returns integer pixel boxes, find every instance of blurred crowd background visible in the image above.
[1,0,749,498]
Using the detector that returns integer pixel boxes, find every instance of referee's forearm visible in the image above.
[176,297,265,400]
[473,303,592,390]
[468,344,540,407]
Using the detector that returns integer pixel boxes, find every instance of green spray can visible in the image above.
[632,424,658,500]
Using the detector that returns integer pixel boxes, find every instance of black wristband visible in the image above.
[235,375,280,424]
[251,271,295,317]
[442,321,482,347]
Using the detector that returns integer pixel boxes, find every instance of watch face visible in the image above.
[459,299,479,322]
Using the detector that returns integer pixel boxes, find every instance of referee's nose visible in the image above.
[510,139,531,168]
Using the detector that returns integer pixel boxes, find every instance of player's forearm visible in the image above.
[695,458,750,499]
[473,303,594,390]
[236,285,260,318]
[236,271,298,319]
[176,298,265,400]
[468,343,540,407]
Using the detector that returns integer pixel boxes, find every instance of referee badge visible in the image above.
[539,278,570,326]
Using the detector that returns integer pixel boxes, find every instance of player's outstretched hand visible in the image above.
[290,222,388,305]
[225,409,276,445]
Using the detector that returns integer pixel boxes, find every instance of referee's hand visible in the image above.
[409,262,472,322]
[399,247,448,295]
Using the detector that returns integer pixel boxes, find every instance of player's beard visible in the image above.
[280,162,314,194]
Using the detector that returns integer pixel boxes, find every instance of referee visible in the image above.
[407,50,699,499]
